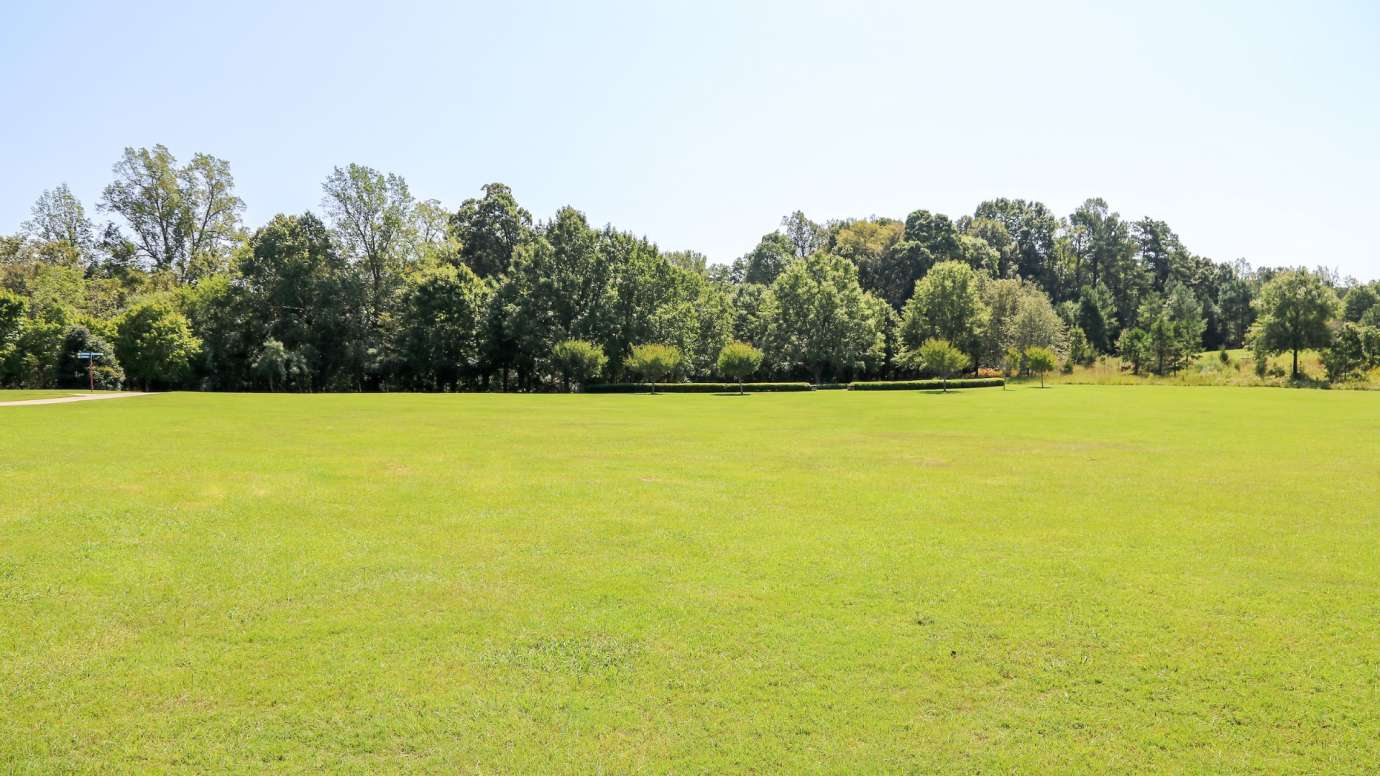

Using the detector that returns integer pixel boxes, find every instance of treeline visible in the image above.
[2,144,1377,392]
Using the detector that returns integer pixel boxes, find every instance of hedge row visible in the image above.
[584,382,814,393]
[847,378,1005,390]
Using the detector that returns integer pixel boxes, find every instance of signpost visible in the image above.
[76,351,103,391]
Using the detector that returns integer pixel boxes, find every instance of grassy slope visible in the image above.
[2,387,1377,773]
[1053,349,1380,390]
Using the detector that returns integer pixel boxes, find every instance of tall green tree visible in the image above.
[23,184,96,267]
[1216,273,1255,347]
[321,164,416,328]
[99,145,244,282]
[828,218,902,271]
[899,260,989,366]
[115,299,202,389]
[1342,284,1378,324]
[973,199,1058,293]
[497,207,612,386]
[736,232,795,285]
[449,183,533,278]
[239,213,358,388]
[780,211,825,258]
[1002,288,1066,361]
[769,253,885,383]
[1070,198,1144,322]
[1076,283,1118,353]
[1249,269,1341,379]
[959,216,1017,278]
[397,264,493,390]
[1133,218,1184,291]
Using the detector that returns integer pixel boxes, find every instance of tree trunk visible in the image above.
[738,377,744,395]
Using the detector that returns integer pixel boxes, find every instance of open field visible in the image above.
[2,387,1378,772]
[0,390,85,402]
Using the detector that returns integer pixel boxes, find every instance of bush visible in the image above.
[552,339,608,391]
[716,341,764,394]
[848,378,1004,391]
[899,338,971,391]
[976,367,1002,379]
[1024,346,1057,387]
[585,382,812,393]
[624,343,683,394]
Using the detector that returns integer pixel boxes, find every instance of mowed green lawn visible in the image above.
[2,387,1377,773]
[0,390,83,402]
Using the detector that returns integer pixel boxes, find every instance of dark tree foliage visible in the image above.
[449,183,533,278]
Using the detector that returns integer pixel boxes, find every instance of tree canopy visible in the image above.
[1,144,1364,392]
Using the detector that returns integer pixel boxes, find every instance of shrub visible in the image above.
[848,378,1004,391]
[976,367,1002,379]
[716,341,764,394]
[624,344,683,394]
[1118,328,1149,374]
[900,338,971,392]
[1001,345,1023,388]
[552,339,608,392]
[585,382,811,393]
[1322,323,1370,383]
[1024,346,1056,388]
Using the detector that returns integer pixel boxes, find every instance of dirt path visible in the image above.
[0,392,155,407]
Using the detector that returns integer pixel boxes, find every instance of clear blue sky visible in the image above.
[4,0,1378,279]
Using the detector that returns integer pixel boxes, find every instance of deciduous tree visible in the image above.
[115,299,201,390]
[100,145,244,282]
[903,338,969,391]
[1024,346,1056,388]
[716,340,763,394]
[899,260,989,366]
[624,343,682,394]
[1249,269,1340,380]
[551,338,608,392]
[769,253,885,383]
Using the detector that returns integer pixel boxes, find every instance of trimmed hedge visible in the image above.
[585,382,813,393]
[848,378,1005,390]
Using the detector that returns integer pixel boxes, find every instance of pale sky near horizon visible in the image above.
[3,1,1378,279]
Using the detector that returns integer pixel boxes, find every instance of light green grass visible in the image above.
[1054,349,1380,389]
[2,387,1378,773]
[0,390,82,402]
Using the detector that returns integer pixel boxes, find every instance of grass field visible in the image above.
[0,390,84,402]
[1054,349,1380,390]
[2,387,1378,772]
